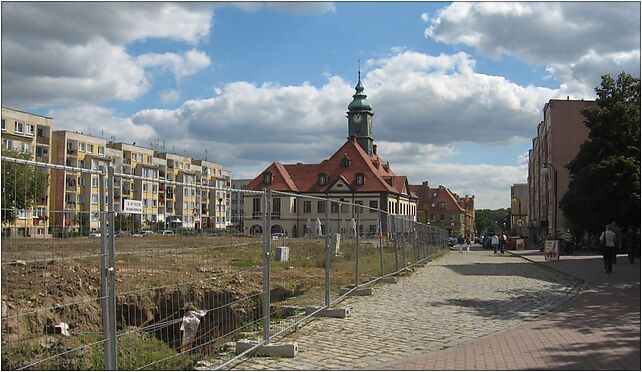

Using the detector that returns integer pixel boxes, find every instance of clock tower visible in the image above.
[347,72,374,156]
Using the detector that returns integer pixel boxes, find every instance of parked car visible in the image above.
[114,230,128,238]
[132,230,154,237]
[474,236,482,244]
[271,232,287,240]
[88,231,101,238]
[482,233,496,249]
[447,237,457,247]
[160,230,175,236]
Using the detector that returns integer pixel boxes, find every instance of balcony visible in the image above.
[66,149,77,156]
[37,136,50,145]
[65,202,77,209]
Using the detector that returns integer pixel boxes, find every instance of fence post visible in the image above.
[324,197,331,307]
[401,217,407,269]
[355,206,360,287]
[262,189,272,344]
[107,165,117,370]
[412,221,417,264]
[99,170,112,369]
[379,211,384,277]
[393,215,399,271]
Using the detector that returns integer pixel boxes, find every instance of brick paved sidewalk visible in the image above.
[373,249,641,371]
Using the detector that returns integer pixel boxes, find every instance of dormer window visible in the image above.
[263,171,273,185]
[318,174,327,186]
[355,173,364,185]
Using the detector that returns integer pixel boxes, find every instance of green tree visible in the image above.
[475,208,510,234]
[1,150,48,224]
[560,72,641,235]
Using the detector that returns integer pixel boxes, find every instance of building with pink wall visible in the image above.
[527,99,597,241]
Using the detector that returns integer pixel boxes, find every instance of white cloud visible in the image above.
[425,2,640,96]
[160,90,182,105]
[1,3,213,109]
[46,106,157,144]
[137,50,211,81]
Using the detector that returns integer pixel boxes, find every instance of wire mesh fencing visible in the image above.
[1,156,109,370]
[1,155,449,370]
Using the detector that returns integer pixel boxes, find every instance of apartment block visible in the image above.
[231,179,251,232]
[192,159,232,230]
[1,107,54,237]
[50,131,115,235]
[527,99,596,241]
[108,142,161,226]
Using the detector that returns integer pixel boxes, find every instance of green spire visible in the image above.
[348,71,372,111]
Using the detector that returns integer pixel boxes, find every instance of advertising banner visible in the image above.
[544,240,559,260]
[516,238,525,251]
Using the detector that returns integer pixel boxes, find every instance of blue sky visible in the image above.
[2,2,640,208]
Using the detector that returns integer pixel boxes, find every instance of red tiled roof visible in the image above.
[247,138,414,197]
[409,183,465,213]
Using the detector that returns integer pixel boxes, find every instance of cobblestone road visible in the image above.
[232,249,583,370]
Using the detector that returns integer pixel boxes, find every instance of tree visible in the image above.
[1,150,48,224]
[560,72,641,235]
[475,208,510,234]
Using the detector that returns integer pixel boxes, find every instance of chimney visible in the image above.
[422,181,429,187]
[373,144,377,156]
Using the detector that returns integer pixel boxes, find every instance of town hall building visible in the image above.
[243,75,418,237]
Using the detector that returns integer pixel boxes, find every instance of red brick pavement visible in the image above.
[371,250,641,370]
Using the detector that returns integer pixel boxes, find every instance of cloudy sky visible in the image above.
[2,2,640,208]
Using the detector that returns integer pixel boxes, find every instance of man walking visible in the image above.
[491,234,500,254]
[600,224,617,273]
[624,225,638,264]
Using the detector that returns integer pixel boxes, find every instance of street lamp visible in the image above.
[541,162,557,238]
[218,197,223,230]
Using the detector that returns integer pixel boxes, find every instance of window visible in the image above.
[1,119,5,131]
[152,200,157,207]
[2,139,10,149]
[252,197,262,216]
[92,194,99,204]
[14,122,23,133]
[98,146,105,155]
[87,144,94,153]
[369,225,377,233]
[340,200,349,214]
[21,142,31,153]
[79,142,85,152]
[35,207,47,218]
[370,200,378,210]
[341,156,350,167]
[263,172,273,185]
[354,200,363,214]
[440,214,445,221]
[318,174,327,186]
[450,215,455,221]
[433,192,437,197]
[317,200,326,213]
[293,199,297,213]
[331,201,339,213]
[91,177,98,188]
[272,197,281,214]
[439,201,446,209]
[355,173,364,185]
[25,124,34,136]
[17,209,28,219]
[303,201,312,213]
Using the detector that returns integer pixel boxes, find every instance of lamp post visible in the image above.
[541,162,558,238]
[512,197,522,234]
[218,197,223,230]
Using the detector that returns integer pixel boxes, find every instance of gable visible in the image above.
[328,175,353,192]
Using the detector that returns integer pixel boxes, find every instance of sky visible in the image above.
[2,1,640,209]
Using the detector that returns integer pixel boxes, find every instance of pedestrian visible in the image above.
[563,230,574,255]
[491,234,500,254]
[623,225,638,264]
[458,239,463,254]
[611,221,622,264]
[499,232,507,254]
[600,223,617,273]
[465,238,471,253]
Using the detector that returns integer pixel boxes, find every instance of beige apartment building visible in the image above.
[192,159,232,230]
[50,130,114,235]
[528,99,596,242]
[1,107,54,237]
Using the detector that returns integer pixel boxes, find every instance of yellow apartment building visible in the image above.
[50,131,114,235]
[1,107,54,238]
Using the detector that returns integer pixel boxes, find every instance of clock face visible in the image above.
[352,114,362,123]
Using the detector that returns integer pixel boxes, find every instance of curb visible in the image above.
[507,251,588,288]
